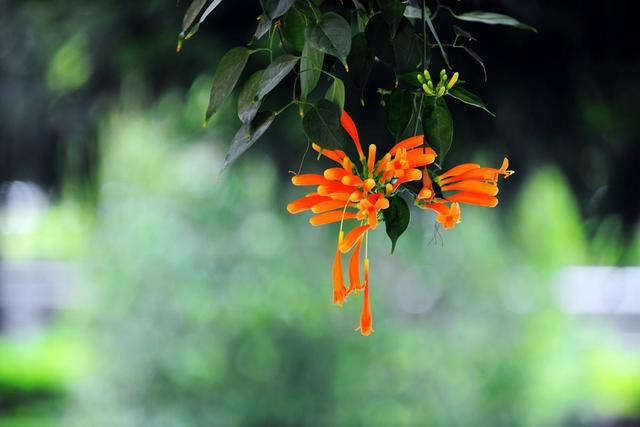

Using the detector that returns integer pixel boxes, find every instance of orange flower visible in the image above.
[287,108,512,336]
[421,202,461,229]
[419,158,513,229]
[437,157,513,208]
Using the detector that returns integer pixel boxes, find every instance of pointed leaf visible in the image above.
[206,47,251,123]
[254,14,272,40]
[237,70,264,125]
[453,11,536,32]
[179,0,224,45]
[462,46,487,82]
[302,99,344,149]
[224,111,275,169]
[422,97,453,161]
[325,78,345,113]
[403,4,431,19]
[377,0,406,38]
[365,13,394,64]
[181,0,208,33]
[447,86,495,116]
[424,10,449,67]
[306,12,352,68]
[256,54,299,100]
[282,7,306,51]
[392,18,422,73]
[260,0,295,20]
[300,43,324,101]
[382,196,410,254]
[386,89,413,138]
[347,33,373,104]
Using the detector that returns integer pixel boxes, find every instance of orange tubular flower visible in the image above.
[420,158,514,229]
[358,259,373,336]
[437,157,513,208]
[288,107,513,336]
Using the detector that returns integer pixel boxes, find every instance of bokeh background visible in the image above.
[1,0,640,426]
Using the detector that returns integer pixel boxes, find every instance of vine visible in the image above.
[177,0,534,335]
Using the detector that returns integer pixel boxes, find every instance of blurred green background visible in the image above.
[1,1,640,426]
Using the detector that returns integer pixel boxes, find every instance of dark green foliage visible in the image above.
[448,86,495,116]
[422,97,453,162]
[305,12,352,68]
[205,47,251,123]
[386,89,413,139]
[383,196,410,253]
[224,111,275,168]
[181,0,534,179]
[302,100,343,149]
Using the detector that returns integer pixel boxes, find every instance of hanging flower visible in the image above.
[288,110,513,335]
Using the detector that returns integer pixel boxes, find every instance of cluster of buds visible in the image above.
[417,69,459,97]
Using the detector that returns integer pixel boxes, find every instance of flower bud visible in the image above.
[417,73,425,84]
[422,83,433,95]
[437,86,446,97]
[423,69,431,82]
[446,72,459,89]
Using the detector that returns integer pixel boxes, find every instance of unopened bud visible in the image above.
[423,69,432,82]
[422,83,433,95]
[417,73,425,84]
[437,86,445,97]
[446,72,459,90]
[440,69,446,79]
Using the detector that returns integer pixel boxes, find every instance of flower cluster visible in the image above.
[288,111,513,335]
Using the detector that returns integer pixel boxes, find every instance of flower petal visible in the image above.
[447,192,498,207]
[291,174,330,186]
[333,245,346,306]
[287,195,330,213]
[389,135,424,156]
[309,211,357,226]
[441,180,499,196]
[347,238,363,294]
[341,111,365,159]
[339,225,370,253]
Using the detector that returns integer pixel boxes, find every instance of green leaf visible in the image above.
[365,13,394,65]
[325,78,345,113]
[403,5,429,19]
[306,12,352,69]
[178,0,224,47]
[281,7,306,51]
[254,13,272,40]
[424,9,449,68]
[462,46,487,82]
[377,0,406,38]
[260,0,295,20]
[205,47,251,123]
[300,42,324,101]
[386,89,413,139]
[392,18,422,74]
[422,97,453,161]
[382,196,410,254]
[181,0,208,33]
[347,33,373,105]
[256,54,299,100]
[448,86,495,117]
[453,11,536,31]
[237,70,264,125]
[302,99,343,149]
[224,111,275,169]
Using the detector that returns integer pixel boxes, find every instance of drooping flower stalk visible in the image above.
[288,110,513,335]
